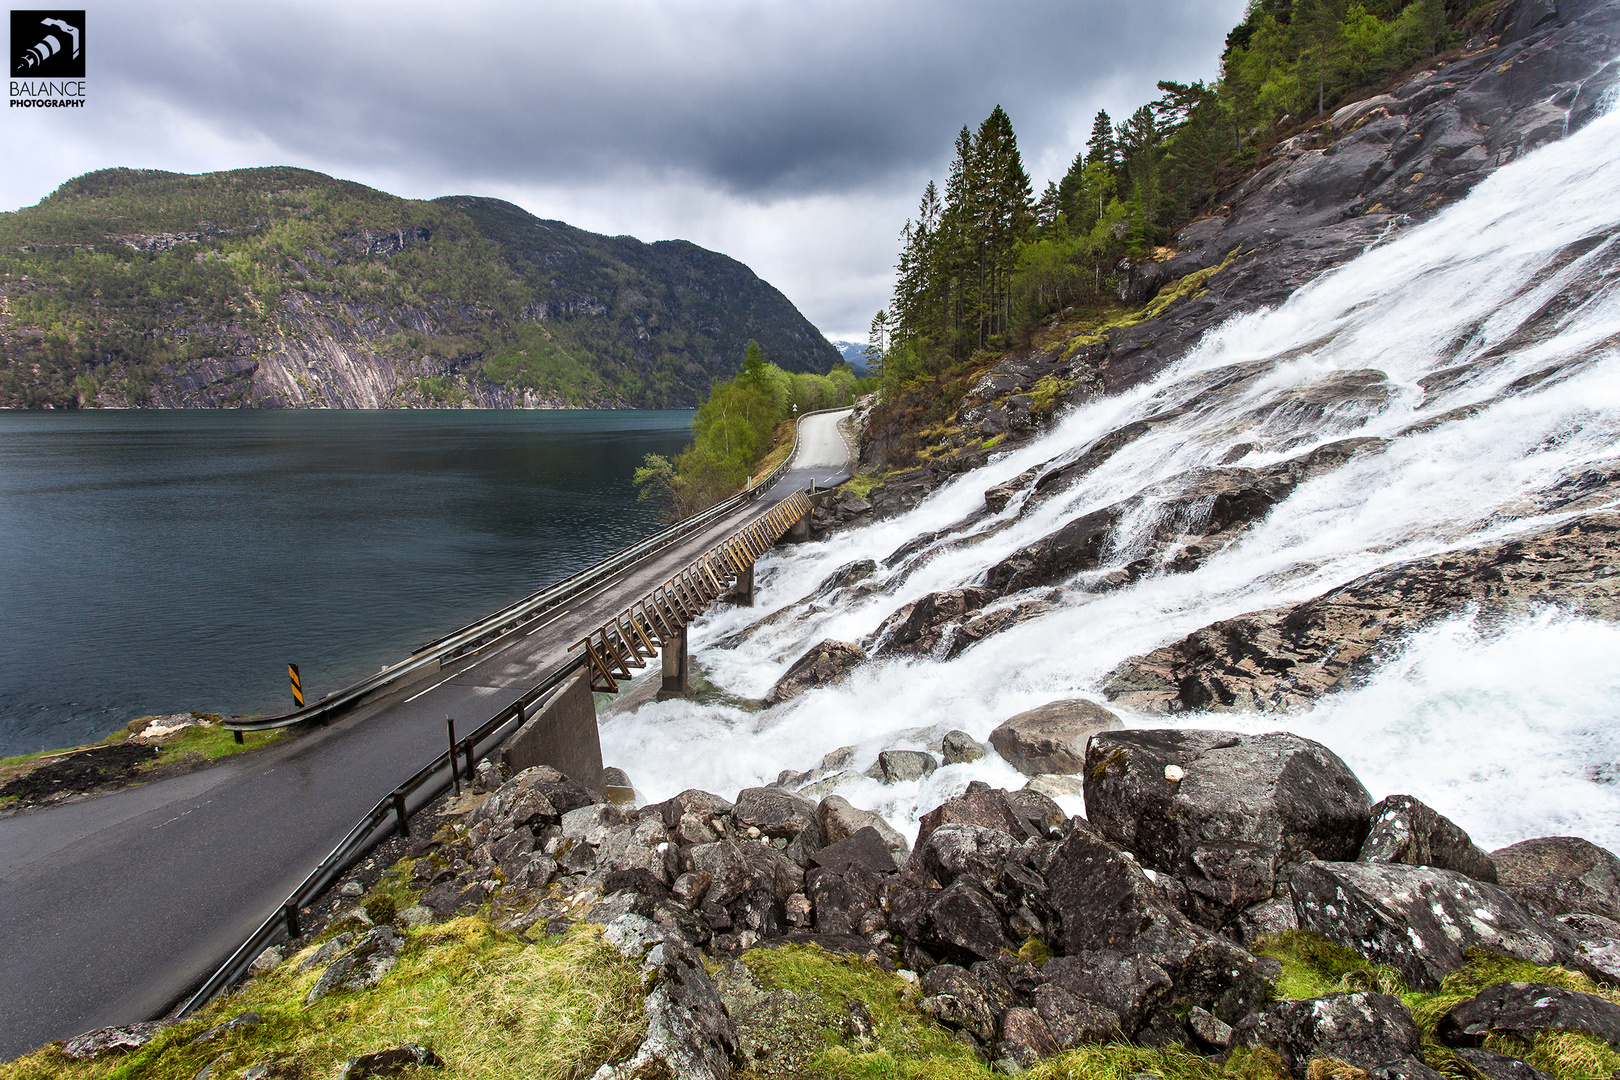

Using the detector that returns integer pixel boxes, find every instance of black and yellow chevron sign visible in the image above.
[289,663,304,708]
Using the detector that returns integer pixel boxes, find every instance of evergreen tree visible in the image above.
[1085,109,1117,174]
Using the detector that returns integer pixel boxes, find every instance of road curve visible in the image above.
[0,416,851,1059]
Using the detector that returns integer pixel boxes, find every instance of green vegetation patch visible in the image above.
[1257,933,1620,1080]
[0,922,646,1080]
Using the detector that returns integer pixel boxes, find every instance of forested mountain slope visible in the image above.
[0,168,839,409]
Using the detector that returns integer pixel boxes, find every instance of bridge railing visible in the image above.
[225,406,850,733]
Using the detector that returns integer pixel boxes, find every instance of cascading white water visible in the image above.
[601,100,1620,853]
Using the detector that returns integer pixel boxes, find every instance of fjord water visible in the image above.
[603,98,1620,852]
[0,409,694,757]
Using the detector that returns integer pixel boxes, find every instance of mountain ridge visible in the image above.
[0,167,840,409]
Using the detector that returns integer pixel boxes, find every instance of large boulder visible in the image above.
[1084,729,1371,923]
[988,700,1122,776]
[1359,795,1497,882]
[307,926,405,1003]
[731,787,816,840]
[816,795,910,859]
[764,641,866,705]
[1234,992,1425,1079]
[1290,861,1570,989]
[1491,836,1620,922]
[1040,821,1272,1033]
[597,914,735,1080]
[1437,982,1620,1049]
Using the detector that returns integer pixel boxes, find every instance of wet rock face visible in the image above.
[1359,795,1497,882]
[763,640,866,705]
[1235,992,1424,1079]
[867,588,999,658]
[1083,729,1371,923]
[1290,861,1569,989]
[1492,835,1620,922]
[1437,981,1620,1049]
[988,699,1123,776]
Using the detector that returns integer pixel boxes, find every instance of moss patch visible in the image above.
[0,922,645,1080]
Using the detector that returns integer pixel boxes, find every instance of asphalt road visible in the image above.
[0,413,851,1060]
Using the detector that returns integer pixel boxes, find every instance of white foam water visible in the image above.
[601,101,1620,852]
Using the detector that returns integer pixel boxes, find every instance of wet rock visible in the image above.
[650,789,734,831]
[1359,796,1496,882]
[808,826,898,876]
[468,767,598,836]
[561,803,628,846]
[1084,729,1370,925]
[984,506,1123,594]
[1237,897,1300,944]
[1290,861,1568,989]
[984,467,1041,514]
[337,1045,443,1080]
[1437,982,1620,1049]
[941,730,987,764]
[868,587,998,658]
[869,749,938,784]
[1035,984,1121,1048]
[914,787,1037,853]
[299,932,357,972]
[925,878,1014,964]
[1451,1049,1556,1080]
[1103,514,1620,714]
[920,964,997,1042]
[249,947,283,973]
[990,699,1122,776]
[1234,992,1423,1079]
[806,864,882,936]
[687,841,752,907]
[1005,788,1067,838]
[595,914,735,1080]
[732,787,817,840]
[62,1023,166,1061]
[764,640,866,705]
[307,926,405,1003]
[1187,1005,1234,1050]
[917,823,1018,891]
[817,795,910,859]
[1041,824,1272,1031]
[1558,912,1620,980]
[1026,774,1084,799]
[997,1007,1059,1069]
[1492,836,1620,923]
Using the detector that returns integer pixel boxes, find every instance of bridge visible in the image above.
[0,408,853,1061]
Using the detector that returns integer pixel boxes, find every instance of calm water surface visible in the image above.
[0,409,694,756]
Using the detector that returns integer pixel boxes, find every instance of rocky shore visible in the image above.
[45,717,1620,1080]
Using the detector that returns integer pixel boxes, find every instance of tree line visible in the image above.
[635,342,867,517]
[868,0,1470,392]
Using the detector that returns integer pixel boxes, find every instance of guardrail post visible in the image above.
[233,731,243,745]
[392,791,409,837]
[283,902,301,940]
[462,738,476,782]
[447,718,461,797]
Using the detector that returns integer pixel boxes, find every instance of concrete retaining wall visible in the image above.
[498,670,604,789]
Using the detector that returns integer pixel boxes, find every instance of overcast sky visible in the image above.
[2,0,1246,341]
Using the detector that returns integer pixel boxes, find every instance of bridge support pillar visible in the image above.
[657,625,690,700]
[785,512,810,543]
[728,561,755,607]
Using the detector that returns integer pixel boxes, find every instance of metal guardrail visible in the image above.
[174,656,585,1017]
[225,405,848,734]
[172,406,850,1014]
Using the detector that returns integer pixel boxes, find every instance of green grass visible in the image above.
[0,922,646,1080]
[137,721,285,771]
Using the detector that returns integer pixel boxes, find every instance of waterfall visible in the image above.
[601,100,1620,853]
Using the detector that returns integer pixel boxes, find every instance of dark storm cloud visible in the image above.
[91,0,1241,198]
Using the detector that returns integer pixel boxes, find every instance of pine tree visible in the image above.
[1085,110,1117,173]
